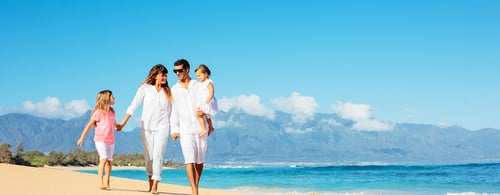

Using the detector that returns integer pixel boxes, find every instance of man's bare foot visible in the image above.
[198,129,208,137]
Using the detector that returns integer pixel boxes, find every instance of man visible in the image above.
[170,59,208,195]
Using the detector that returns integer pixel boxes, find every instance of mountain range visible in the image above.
[1,110,499,165]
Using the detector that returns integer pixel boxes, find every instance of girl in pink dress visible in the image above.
[77,89,120,190]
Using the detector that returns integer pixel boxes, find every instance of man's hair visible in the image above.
[174,59,190,70]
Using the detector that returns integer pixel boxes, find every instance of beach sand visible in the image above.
[0,163,248,195]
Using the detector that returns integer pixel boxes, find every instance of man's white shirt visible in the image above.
[170,79,202,135]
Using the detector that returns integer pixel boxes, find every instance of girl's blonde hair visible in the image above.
[143,64,172,101]
[93,89,115,114]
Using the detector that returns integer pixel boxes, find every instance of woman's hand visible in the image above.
[171,133,180,141]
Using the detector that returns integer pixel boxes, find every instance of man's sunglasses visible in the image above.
[173,69,184,74]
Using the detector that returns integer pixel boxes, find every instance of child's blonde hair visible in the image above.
[93,89,115,114]
[195,64,211,78]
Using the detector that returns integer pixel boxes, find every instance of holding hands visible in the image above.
[171,133,179,141]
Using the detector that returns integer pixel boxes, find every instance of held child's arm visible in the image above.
[116,113,131,131]
[77,119,96,147]
[114,119,121,132]
[205,82,215,104]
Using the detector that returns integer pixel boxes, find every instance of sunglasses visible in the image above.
[173,69,184,74]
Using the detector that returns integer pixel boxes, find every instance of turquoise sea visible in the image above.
[77,162,500,195]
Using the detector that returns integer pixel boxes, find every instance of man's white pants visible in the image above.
[141,128,168,181]
[180,133,208,164]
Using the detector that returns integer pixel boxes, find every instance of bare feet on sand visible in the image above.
[208,126,215,136]
[151,180,159,194]
[98,185,107,190]
[148,176,153,192]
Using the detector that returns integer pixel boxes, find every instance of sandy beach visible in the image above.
[0,163,248,195]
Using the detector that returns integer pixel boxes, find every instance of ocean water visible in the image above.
[77,162,500,195]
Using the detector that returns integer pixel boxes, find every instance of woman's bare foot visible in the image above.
[150,180,159,194]
[147,176,153,192]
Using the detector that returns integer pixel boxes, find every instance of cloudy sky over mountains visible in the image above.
[1,1,499,130]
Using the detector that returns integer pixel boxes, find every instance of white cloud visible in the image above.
[437,121,453,128]
[333,101,393,131]
[352,119,393,131]
[283,127,313,134]
[270,92,318,124]
[218,94,275,119]
[320,118,342,127]
[1,97,90,119]
[214,116,243,128]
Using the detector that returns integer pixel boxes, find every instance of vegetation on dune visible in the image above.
[0,142,182,168]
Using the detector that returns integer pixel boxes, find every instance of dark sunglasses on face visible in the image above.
[173,69,184,73]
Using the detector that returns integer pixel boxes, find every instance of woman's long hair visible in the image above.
[143,64,172,101]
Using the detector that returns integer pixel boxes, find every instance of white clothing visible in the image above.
[179,133,207,164]
[141,128,168,181]
[171,79,208,164]
[197,79,218,117]
[126,84,171,131]
[95,142,114,161]
[126,83,172,181]
[171,80,202,135]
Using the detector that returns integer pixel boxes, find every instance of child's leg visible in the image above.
[207,118,214,135]
[95,142,108,190]
[97,159,107,189]
[105,160,112,188]
[207,118,214,130]
[198,116,208,137]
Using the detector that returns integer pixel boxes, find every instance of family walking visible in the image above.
[76,59,218,195]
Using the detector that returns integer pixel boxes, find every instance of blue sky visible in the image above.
[1,0,499,131]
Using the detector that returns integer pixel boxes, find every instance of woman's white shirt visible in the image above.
[126,84,171,131]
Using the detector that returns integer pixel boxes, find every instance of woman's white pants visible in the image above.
[141,128,168,181]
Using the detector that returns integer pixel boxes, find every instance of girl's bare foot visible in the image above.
[98,185,107,190]
[208,127,215,136]
[198,129,208,137]
[104,178,110,189]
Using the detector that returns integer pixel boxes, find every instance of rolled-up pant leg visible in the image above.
[142,128,168,181]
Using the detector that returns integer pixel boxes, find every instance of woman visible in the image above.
[117,64,172,194]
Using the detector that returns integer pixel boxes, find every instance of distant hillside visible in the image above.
[1,111,500,165]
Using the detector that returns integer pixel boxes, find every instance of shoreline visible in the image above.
[50,165,152,171]
[0,163,248,195]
